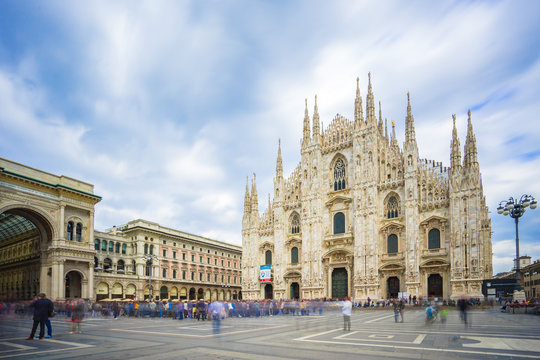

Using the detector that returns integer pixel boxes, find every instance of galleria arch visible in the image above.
[0,158,101,301]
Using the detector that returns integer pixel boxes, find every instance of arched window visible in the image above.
[94,239,100,251]
[101,240,107,251]
[333,158,346,191]
[122,244,127,255]
[115,243,120,253]
[150,245,154,255]
[387,234,398,254]
[265,250,272,265]
[67,221,74,241]
[428,229,441,249]
[144,244,148,255]
[333,212,345,234]
[386,196,400,219]
[291,247,299,264]
[75,223,82,242]
[117,260,125,271]
[291,213,300,234]
[108,241,114,252]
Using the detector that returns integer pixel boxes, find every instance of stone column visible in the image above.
[59,205,65,239]
[40,264,49,295]
[327,266,332,298]
[58,260,65,299]
[82,279,89,299]
[51,261,59,300]
[88,264,94,300]
[88,210,95,247]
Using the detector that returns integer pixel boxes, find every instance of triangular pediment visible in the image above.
[325,193,352,207]
[420,215,448,226]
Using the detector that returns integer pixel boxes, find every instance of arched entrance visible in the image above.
[97,282,110,301]
[264,284,273,299]
[387,277,399,299]
[65,271,82,299]
[189,287,196,300]
[290,282,300,299]
[332,268,348,299]
[428,274,443,297]
[160,286,169,300]
[197,288,204,300]
[0,209,53,300]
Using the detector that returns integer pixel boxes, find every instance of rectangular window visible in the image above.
[173,251,177,259]
[227,276,230,283]
[207,273,210,281]
[207,258,210,264]
[221,260,224,266]
[234,276,237,284]
[200,256,203,263]
[214,274,217,282]
[228,261,230,267]
[199,273,203,281]
[173,269,177,278]
[182,271,186,280]
[191,254,195,262]
[221,275,224,283]
[162,268,167,278]
[214,259,217,265]
[191,272,194,281]
[163,249,167,257]
[182,253,186,260]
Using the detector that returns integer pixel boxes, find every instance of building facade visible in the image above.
[93,219,242,301]
[242,75,492,301]
[0,157,100,300]
[0,158,242,301]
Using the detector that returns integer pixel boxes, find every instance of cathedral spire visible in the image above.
[450,114,461,169]
[464,109,478,168]
[391,119,399,149]
[276,139,283,179]
[405,92,417,145]
[378,101,384,135]
[354,77,364,129]
[366,72,376,126]
[302,98,311,148]
[251,173,258,212]
[244,176,251,214]
[312,95,320,141]
[384,118,389,142]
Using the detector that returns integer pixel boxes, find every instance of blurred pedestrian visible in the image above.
[71,299,85,334]
[25,293,53,340]
[341,297,352,331]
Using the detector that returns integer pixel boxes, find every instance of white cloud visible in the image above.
[1,0,540,264]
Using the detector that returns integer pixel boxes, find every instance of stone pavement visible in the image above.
[0,308,539,359]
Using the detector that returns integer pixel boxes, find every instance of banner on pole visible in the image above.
[260,265,271,282]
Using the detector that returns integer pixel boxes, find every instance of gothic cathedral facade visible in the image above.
[242,75,492,301]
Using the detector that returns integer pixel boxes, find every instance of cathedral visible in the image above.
[241,74,492,301]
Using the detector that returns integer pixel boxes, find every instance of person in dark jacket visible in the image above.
[25,293,54,340]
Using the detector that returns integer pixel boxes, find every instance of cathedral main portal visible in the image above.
[332,268,348,299]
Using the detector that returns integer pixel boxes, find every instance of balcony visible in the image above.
[323,232,353,249]
[380,251,405,262]
[421,248,448,258]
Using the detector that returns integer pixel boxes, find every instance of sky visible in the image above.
[0,0,539,275]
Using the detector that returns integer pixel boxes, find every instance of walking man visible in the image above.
[25,293,54,340]
[341,297,352,331]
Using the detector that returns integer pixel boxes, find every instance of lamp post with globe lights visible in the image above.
[497,195,537,293]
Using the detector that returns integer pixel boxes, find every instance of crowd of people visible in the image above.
[0,293,516,340]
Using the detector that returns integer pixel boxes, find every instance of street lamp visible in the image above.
[497,194,537,293]
[143,254,158,301]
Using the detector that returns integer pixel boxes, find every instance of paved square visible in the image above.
[1,309,539,359]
